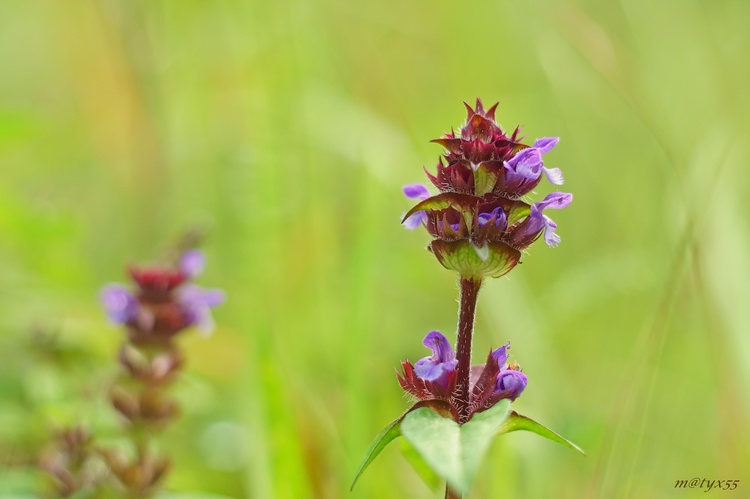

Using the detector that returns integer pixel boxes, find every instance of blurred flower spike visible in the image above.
[100,249,225,342]
[398,331,527,418]
[402,99,573,278]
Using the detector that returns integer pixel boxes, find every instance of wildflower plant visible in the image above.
[352,100,583,498]
[97,249,225,497]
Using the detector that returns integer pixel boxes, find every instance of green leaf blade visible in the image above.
[497,411,585,456]
[400,400,512,495]
[351,400,455,491]
[459,400,512,489]
[350,417,402,491]
[400,434,445,492]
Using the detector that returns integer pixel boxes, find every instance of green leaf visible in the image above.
[400,439,441,492]
[350,416,402,491]
[400,400,511,495]
[497,411,585,455]
[350,400,454,491]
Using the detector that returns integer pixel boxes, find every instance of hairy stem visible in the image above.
[455,277,482,424]
[445,277,482,499]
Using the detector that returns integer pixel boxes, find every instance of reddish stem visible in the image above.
[444,277,482,499]
[454,277,481,425]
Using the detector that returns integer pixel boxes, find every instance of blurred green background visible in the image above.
[1,0,749,497]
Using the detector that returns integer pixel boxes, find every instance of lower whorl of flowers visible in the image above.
[398,331,527,422]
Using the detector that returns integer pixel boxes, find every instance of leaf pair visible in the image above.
[351,401,584,496]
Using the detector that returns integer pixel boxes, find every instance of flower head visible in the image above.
[100,250,224,341]
[402,99,573,278]
[398,333,526,416]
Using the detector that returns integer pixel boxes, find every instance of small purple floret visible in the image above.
[533,137,559,154]
[414,330,458,388]
[496,370,527,399]
[179,250,205,278]
[504,137,564,186]
[478,206,507,229]
[490,342,527,399]
[401,183,430,230]
[176,285,226,336]
[100,284,139,324]
[403,184,430,199]
[514,191,573,247]
[491,343,509,366]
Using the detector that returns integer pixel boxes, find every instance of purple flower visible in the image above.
[491,343,509,367]
[512,192,573,247]
[100,284,139,324]
[401,184,430,229]
[504,137,564,185]
[478,206,507,229]
[491,342,527,400]
[176,285,226,336]
[414,331,458,388]
[496,370,527,399]
[179,250,205,278]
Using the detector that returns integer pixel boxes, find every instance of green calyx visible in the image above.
[430,239,521,279]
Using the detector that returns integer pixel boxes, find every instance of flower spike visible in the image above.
[402,100,572,278]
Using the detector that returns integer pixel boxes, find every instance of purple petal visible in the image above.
[478,206,507,229]
[532,137,559,154]
[491,343,510,367]
[523,193,571,247]
[179,250,205,278]
[178,285,226,308]
[543,216,561,247]
[496,370,528,399]
[402,210,428,230]
[520,206,546,236]
[421,330,455,363]
[182,306,215,336]
[413,359,445,381]
[543,167,564,185]
[535,192,573,211]
[414,331,458,386]
[402,183,430,200]
[100,284,138,324]
[507,148,543,179]
[176,285,225,336]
